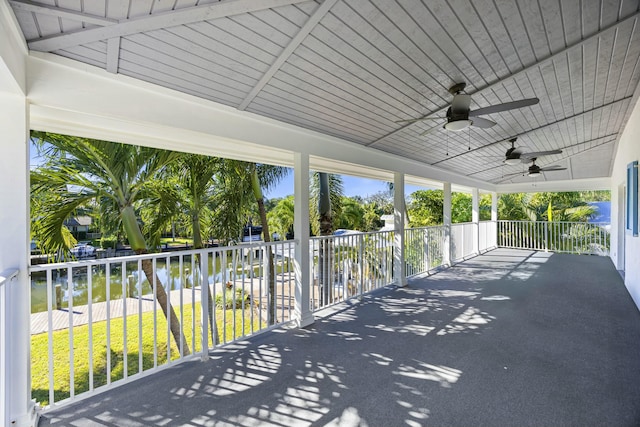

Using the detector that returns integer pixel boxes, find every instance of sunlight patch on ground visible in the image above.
[481,295,511,301]
[393,361,462,387]
[207,344,281,396]
[436,306,496,336]
[365,322,435,336]
[429,290,480,298]
[325,407,369,427]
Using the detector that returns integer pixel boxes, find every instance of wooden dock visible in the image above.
[30,275,304,335]
[30,287,203,335]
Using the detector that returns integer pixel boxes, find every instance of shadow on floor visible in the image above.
[38,249,640,427]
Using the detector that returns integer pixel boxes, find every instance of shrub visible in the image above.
[215,286,252,309]
[99,235,118,249]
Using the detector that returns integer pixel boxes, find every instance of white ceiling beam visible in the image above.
[237,0,338,111]
[27,0,310,52]
[368,10,640,147]
[496,177,611,193]
[9,0,117,27]
[105,37,120,74]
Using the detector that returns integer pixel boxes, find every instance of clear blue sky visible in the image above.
[264,170,424,199]
[30,142,424,199]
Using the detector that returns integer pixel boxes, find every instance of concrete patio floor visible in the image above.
[38,249,640,427]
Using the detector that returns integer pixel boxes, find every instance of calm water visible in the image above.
[30,256,253,313]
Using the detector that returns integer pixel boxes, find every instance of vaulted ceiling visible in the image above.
[8,0,640,185]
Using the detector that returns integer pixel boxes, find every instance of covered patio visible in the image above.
[2,1,640,426]
[38,249,640,426]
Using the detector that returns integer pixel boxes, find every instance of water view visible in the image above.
[30,255,261,313]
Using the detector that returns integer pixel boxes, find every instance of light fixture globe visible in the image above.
[504,157,521,166]
[528,163,542,177]
[444,119,471,131]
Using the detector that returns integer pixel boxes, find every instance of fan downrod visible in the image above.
[448,82,467,95]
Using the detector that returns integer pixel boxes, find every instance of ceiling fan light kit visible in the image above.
[399,82,540,138]
[444,119,472,131]
[504,157,521,166]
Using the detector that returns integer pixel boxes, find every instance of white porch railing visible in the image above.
[497,221,611,255]
[26,220,611,409]
[479,221,498,253]
[450,222,476,262]
[310,230,395,311]
[28,240,295,408]
[404,226,446,276]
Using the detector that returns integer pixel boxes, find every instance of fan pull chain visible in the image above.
[446,132,449,156]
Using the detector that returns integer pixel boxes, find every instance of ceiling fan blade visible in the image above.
[419,125,443,137]
[540,166,567,172]
[451,94,471,112]
[395,117,443,124]
[501,171,526,178]
[520,149,562,159]
[469,97,540,117]
[470,117,496,129]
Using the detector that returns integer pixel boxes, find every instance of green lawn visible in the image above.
[31,302,262,406]
[159,237,194,246]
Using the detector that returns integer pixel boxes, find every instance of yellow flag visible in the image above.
[547,201,552,222]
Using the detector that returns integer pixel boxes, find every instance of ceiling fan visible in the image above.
[502,137,562,165]
[397,83,540,134]
[504,158,567,178]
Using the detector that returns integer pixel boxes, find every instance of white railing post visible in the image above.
[472,188,480,255]
[443,183,452,266]
[544,221,549,252]
[491,193,498,248]
[358,234,364,298]
[394,172,407,286]
[0,269,19,425]
[293,153,313,327]
[200,250,210,360]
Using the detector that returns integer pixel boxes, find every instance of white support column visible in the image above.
[443,182,452,267]
[393,172,406,287]
[0,95,34,426]
[0,8,35,423]
[293,152,314,328]
[491,192,498,248]
[472,188,480,255]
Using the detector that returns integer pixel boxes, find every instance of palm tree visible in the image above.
[249,163,289,325]
[143,153,223,345]
[221,161,288,325]
[311,172,344,305]
[30,132,190,354]
[268,196,295,239]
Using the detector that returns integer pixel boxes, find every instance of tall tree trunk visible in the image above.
[122,205,190,355]
[251,168,276,325]
[318,172,333,305]
[191,203,220,348]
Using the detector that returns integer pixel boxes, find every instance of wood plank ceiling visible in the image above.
[9,0,640,184]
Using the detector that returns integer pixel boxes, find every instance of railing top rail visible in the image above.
[29,240,297,272]
[0,268,19,286]
[310,229,394,240]
[404,225,447,231]
[497,220,611,225]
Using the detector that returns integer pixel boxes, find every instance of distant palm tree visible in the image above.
[143,153,223,346]
[268,196,295,239]
[224,161,288,325]
[311,172,344,305]
[30,132,190,354]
